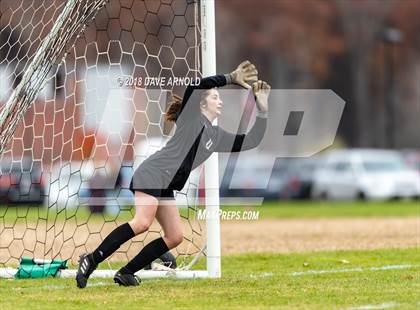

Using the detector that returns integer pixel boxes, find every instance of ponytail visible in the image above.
[165,94,183,122]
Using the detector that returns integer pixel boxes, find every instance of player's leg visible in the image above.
[114,193,182,286]
[76,191,158,288]
[128,191,159,234]
[155,198,184,250]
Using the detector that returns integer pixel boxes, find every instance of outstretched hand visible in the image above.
[230,60,258,89]
[252,80,271,113]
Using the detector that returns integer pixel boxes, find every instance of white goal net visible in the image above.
[0,0,220,279]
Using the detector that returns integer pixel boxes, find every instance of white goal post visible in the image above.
[0,0,221,280]
[201,0,221,279]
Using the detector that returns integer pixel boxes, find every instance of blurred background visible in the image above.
[0,0,419,207]
[216,0,419,149]
[217,0,420,202]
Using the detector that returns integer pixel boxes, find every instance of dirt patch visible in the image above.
[0,220,205,265]
[221,217,420,254]
[1,217,418,265]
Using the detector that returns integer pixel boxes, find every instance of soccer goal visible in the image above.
[0,0,220,280]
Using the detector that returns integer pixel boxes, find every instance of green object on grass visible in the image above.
[15,257,67,279]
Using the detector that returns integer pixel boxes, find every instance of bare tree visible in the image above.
[336,0,393,147]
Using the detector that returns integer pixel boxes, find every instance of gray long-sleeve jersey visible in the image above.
[132,74,267,191]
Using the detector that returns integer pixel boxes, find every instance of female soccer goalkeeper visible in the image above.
[76,61,271,287]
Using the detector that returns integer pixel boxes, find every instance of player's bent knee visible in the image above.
[173,233,184,247]
[165,232,183,249]
[129,219,152,235]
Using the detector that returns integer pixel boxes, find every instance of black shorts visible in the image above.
[129,185,175,200]
[129,167,175,200]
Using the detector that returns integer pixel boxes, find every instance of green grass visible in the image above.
[236,200,420,219]
[1,248,419,309]
[1,200,419,225]
[1,202,419,308]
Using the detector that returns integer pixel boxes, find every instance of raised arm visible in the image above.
[214,80,271,152]
[215,114,267,152]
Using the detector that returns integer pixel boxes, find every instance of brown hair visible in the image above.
[165,94,183,122]
[165,89,213,123]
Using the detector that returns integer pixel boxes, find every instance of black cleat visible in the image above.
[76,253,97,289]
[114,270,140,287]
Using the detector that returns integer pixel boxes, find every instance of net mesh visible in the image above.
[0,0,108,154]
[0,0,205,271]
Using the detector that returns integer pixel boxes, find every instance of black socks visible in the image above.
[122,237,169,274]
[92,222,135,264]
[91,224,171,275]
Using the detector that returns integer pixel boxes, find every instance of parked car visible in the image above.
[0,157,45,204]
[401,149,420,173]
[47,160,135,213]
[46,160,93,209]
[311,149,420,200]
[276,157,322,199]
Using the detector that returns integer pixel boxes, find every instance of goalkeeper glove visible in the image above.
[252,80,271,113]
[229,60,258,89]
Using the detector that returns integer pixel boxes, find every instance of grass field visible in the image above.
[0,248,419,309]
[1,200,419,223]
[230,200,420,219]
[0,200,419,309]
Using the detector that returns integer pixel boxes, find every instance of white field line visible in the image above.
[5,264,419,290]
[249,272,274,278]
[289,264,419,276]
[247,264,419,279]
[342,302,399,310]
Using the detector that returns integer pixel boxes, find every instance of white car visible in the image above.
[311,149,420,200]
[45,160,96,209]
